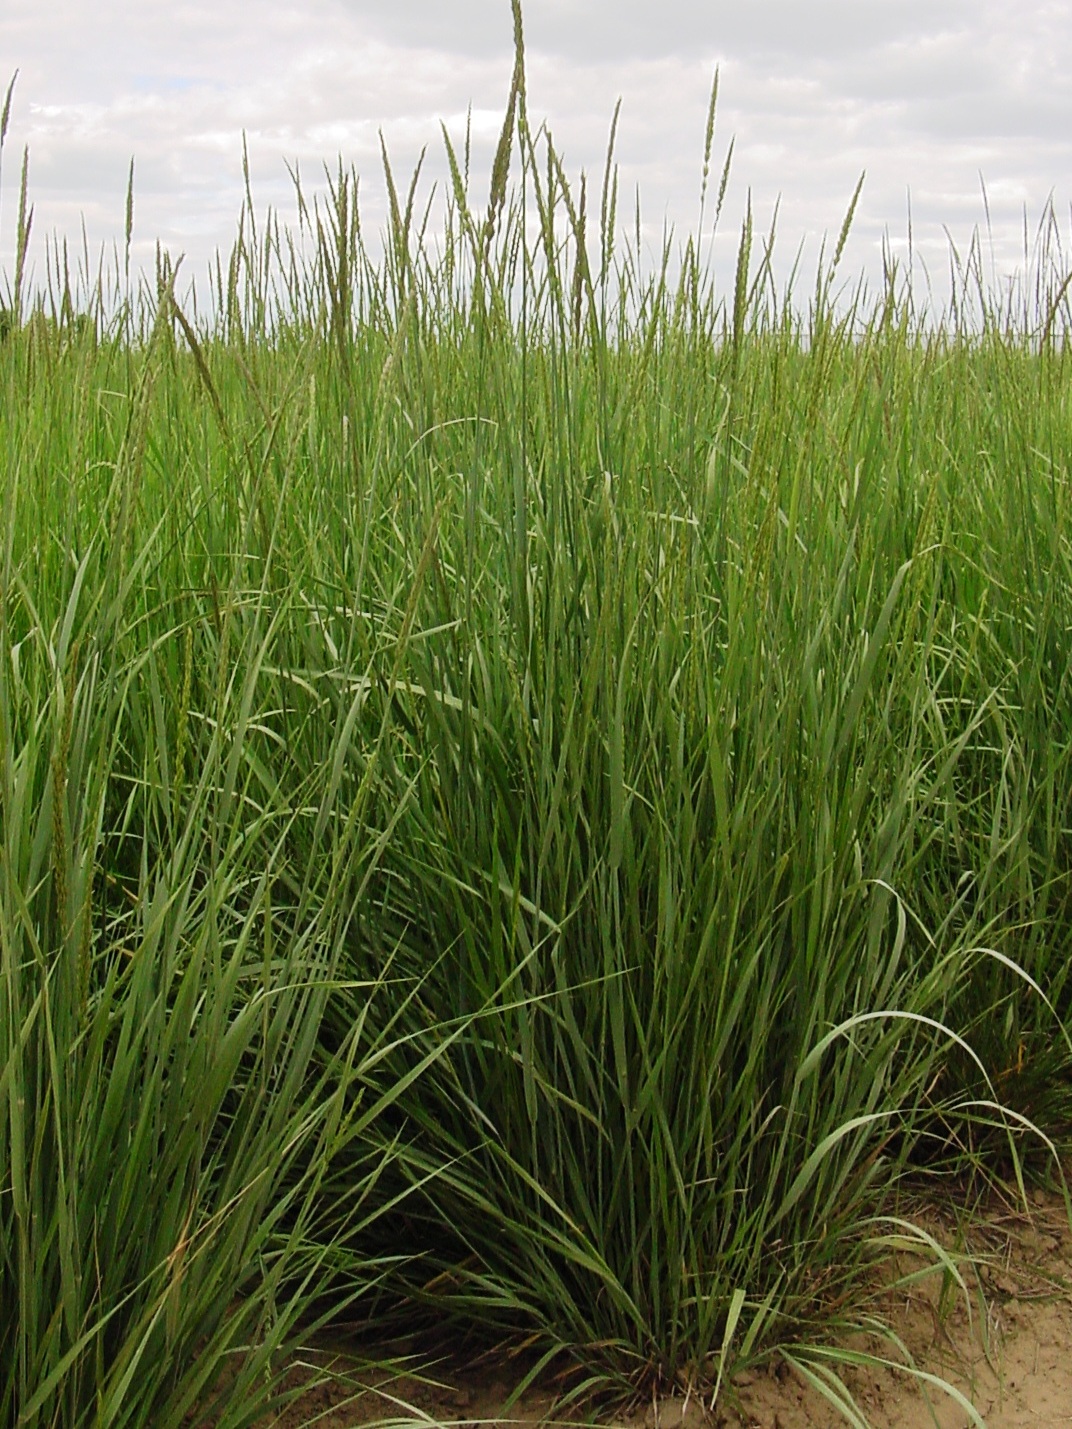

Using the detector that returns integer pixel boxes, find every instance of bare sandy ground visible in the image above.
[248,1179,1072,1429]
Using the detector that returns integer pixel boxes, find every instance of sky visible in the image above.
[2,0,1070,315]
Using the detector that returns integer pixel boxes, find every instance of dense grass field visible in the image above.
[2,26,1072,1426]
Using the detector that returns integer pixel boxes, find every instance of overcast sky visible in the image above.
[2,1,1070,314]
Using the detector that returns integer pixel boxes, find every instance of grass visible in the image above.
[1,7,1072,1422]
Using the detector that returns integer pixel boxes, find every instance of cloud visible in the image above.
[1,0,1069,310]
[343,0,976,65]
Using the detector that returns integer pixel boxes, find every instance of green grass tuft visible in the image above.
[1,40,1071,1425]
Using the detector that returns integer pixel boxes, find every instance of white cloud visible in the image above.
[1,0,1069,314]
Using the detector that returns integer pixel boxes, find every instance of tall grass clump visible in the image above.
[2,6,1072,1420]
[0,127,468,1426]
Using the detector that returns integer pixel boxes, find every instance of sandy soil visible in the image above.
[249,1180,1072,1429]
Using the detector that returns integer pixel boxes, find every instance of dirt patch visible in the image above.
[249,1182,1072,1429]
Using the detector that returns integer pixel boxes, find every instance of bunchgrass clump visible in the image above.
[1,13,1071,1423]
